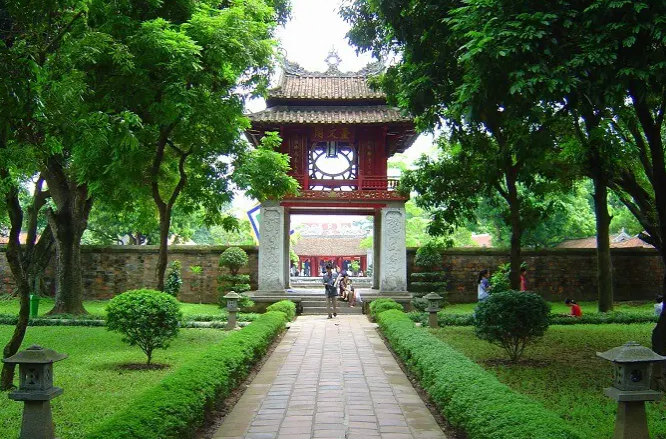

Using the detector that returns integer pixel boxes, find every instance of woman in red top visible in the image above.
[565,298,582,317]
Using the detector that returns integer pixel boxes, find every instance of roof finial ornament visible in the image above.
[324,48,342,72]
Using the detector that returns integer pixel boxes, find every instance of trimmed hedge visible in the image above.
[410,271,445,282]
[0,312,261,327]
[409,281,447,293]
[406,310,660,327]
[266,300,296,321]
[369,298,404,318]
[376,310,582,439]
[85,311,288,439]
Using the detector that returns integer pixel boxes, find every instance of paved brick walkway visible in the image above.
[213,315,446,439]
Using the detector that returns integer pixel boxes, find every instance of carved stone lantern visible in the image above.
[597,341,666,439]
[3,345,68,439]
[423,292,443,329]
[224,291,240,330]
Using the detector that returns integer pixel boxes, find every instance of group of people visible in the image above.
[477,267,583,317]
[322,263,359,319]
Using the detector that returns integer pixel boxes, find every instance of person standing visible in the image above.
[520,267,528,291]
[477,269,491,302]
[322,264,338,319]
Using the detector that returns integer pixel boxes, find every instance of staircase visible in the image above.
[290,276,373,289]
[300,295,363,315]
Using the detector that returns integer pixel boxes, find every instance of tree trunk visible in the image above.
[155,204,171,291]
[43,161,92,315]
[0,185,31,390]
[592,174,613,312]
[506,168,522,290]
[47,210,88,314]
[652,310,666,391]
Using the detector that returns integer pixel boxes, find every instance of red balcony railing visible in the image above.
[291,174,400,191]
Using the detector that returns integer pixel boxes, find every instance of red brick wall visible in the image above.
[407,247,665,303]
[0,245,258,304]
[1,245,663,303]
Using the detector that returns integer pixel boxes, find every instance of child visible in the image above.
[565,298,582,317]
[343,274,356,307]
[520,267,527,291]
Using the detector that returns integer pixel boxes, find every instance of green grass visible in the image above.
[0,326,227,439]
[0,296,222,319]
[442,300,655,315]
[432,324,666,439]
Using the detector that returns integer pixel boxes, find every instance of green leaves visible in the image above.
[232,131,300,202]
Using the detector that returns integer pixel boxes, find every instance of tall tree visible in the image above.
[0,0,87,387]
[342,0,563,289]
[87,0,291,290]
[437,0,666,305]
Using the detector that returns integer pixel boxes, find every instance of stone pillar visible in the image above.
[373,210,381,290]
[257,201,286,292]
[379,205,407,292]
[283,209,291,289]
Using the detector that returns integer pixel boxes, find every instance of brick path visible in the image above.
[213,315,446,439]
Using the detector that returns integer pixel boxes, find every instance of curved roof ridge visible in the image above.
[281,59,385,78]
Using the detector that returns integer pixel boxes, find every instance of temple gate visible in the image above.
[246,53,417,297]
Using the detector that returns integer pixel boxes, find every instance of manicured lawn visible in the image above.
[0,296,222,319]
[442,300,654,315]
[433,323,666,439]
[0,325,227,439]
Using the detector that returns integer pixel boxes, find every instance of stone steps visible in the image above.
[301,305,363,315]
[290,276,373,288]
[299,295,364,315]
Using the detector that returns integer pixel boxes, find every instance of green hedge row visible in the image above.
[0,315,106,326]
[407,311,659,327]
[376,309,581,439]
[266,300,296,321]
[409,281,447,293]
[410,271,446,282]
[85,310,288,439]
[369,298,404,318]
[0,313,260,327]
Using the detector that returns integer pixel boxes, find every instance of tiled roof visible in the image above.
[270,76,385,100]
[249,105,410,124]
[293,237,366,256]
[556,234,654,249]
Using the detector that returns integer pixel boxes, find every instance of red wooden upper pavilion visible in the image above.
[248,52,416,292]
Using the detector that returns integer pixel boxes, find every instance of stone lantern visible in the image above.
[597,341,666,439]
[224,291,240,330]
[3,345,68,439]
[423,292,443,329]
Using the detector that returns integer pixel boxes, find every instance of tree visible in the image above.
[474,291,551,362]
[233,131,300,202]
[0,0,99,388]
[342,0,564,290]
[440,0,666,309]
[106,289,182,365]
[86,0,291,290]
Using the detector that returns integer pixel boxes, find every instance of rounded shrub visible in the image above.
[474,290,550,362]
[219,246,249,275]
[106,289,182,364]
[369,298,404,318]
[414,241,443,270]
[266,300,296,321]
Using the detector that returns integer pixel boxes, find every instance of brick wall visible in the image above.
[407,247,665,303]
[0,245,258,304]
[1,245,663,303]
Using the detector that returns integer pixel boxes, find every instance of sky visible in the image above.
[235,0,437,223]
